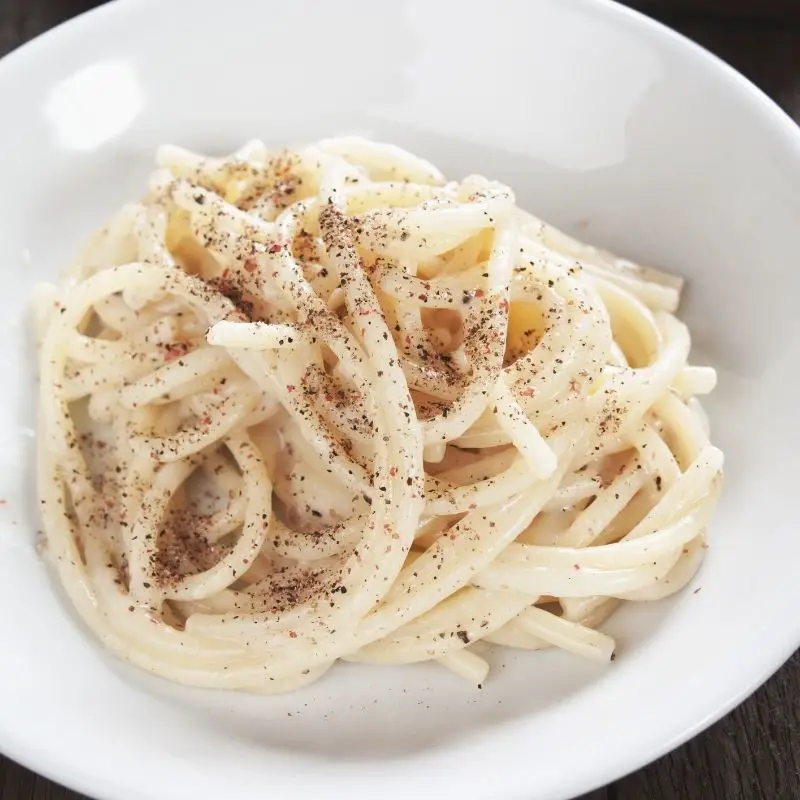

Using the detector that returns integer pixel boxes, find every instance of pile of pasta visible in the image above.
[35,137,722,692]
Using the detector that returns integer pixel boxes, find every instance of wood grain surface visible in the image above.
[1,1,798,799]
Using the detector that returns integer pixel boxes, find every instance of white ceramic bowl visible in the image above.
[1,1,798,799]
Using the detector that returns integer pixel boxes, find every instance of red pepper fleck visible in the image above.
[573,563,581,571]
[288,630,298,638]
[389,466,398,476]
[268,243,283,254]
[286,385,296,393]
[243,259,257,273]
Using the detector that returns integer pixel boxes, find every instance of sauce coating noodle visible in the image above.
[35,138,722,691]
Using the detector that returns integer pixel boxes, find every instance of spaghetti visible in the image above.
[34,137,722,691]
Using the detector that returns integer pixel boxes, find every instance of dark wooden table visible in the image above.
[1,1,798,798]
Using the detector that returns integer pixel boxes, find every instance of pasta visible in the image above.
[34,137,722,692]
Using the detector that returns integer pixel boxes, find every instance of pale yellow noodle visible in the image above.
[34,136,722,691]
